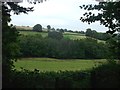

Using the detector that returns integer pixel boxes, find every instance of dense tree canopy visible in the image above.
[86,28,111,40]
[33,24,42,32]
[48,31,63,40]
[2,1,43,87]
[86,28,92,37]
[47,25,51,31]
[80,1,120,60]
[19,35,108,59]
[2,2,34,73]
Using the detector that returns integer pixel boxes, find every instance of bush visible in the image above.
[91,62,120,88]
[3,62,120,88]
[33,24,42,32]
[48,31,63,40]
[5,69,91,88]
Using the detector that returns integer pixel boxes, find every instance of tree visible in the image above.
[51,27,55,31]
[79,31,85,34]
[59,28,64,33]
[92,30,97,38]
[56,28,59,31]
[33,24,42,32]
[48,31,63,40]
[47,25,51,32]
[64,29,67,32]
[2,1,46,87]
[80,1,120,60]
[86,28,92,37]
[80,1,120,34]
[106,34,120,60]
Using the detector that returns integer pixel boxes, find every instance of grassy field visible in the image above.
[19,31,48,37]
[64,34,86,40]
[14,58,106,72]
[15,26,33,30]
[18,30,105,43]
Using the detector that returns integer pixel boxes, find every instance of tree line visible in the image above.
[86,28,111,41]
[19,23,112,41]
[18,33,109,59]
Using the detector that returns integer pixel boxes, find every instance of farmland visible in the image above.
[18,30,105,43]
[19,30,86,39]
[14,58,106,72]
[19,31,48,37]
[15,26,107,71]
[3,1,120,88]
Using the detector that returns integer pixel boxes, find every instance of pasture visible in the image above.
[15,26,33,30]
[19,31,48,37]
[19,30,105,43]
[14,58,106,72]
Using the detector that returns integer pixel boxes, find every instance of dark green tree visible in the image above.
[2,1,46,88]
[79,31,85,34]
[80,1,120,60]
[106,34,120,60]
[51,27,55,31]
[48,31,63,40]
[47,25,51,32]
[80,1,120,34]
[92,30,97,38]
[64,29,67,32]
[59,28,64,33]
[86,28,92,37]
[33,24,42,32]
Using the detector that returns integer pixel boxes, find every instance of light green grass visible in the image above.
[14,58,106,72]
[63,34,105,43]
[19,31,48,37]
[19,31,105,43]
[63,34,86,40]
[15,26,33,30]
[64,32,85,35]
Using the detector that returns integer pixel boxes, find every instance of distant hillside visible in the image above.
[18,30,105,43]
[15,26,33,30]
[15,26,48,31]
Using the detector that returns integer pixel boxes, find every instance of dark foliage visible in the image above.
[33,24,42,32]
[80,1,120,60]
[5,69,91,88]
[86,28,111,41]
[80,2,120,34]
[3,62,120,88]
[47,25,51,32]
[106,34,120,60]
[48,31,63,40]
[2,2,34,88]
[2,1,120,89]
[91,62,120,88]
[18,35,108,59]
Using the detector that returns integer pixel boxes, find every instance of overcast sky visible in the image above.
[10,0,108,32]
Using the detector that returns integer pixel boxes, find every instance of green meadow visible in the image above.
[14,58,106,72]
[19,31,48,37]
[18,30,105,43]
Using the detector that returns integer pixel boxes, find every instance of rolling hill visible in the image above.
[16,26,105,43]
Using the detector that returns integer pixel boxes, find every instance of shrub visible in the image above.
[4,62,120,88]
[5,69,91,88]
[48,31,63,40]
[33,24,42,32]
[91,62,120,88]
